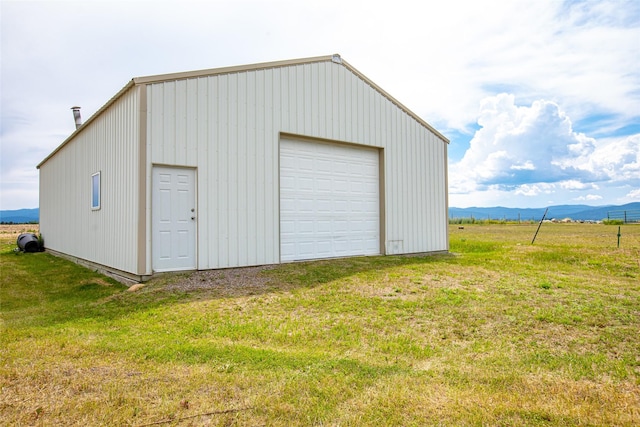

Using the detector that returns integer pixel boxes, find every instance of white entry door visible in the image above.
[152,166,196,272]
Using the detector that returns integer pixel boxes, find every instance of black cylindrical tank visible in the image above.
[17,233,41,252]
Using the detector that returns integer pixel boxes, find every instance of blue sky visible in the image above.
[1,0,639,210]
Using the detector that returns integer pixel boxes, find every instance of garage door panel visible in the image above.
[333,179,349,192]
[316,241,332,255]
[298,220,315,234]
[317,220,332,233]
[364,182,378,194]
[364,238,379,252]
[280,154,297,169]
[333,219,349,233]
[334,200,348,213]
[349,181,364,194]
[317,159,333,173]
[351,200,365,212]
[280,219,296,234]
[298,199,315,212]
[350,220,364,232]
[298,157,314,170]
[333,161,349,174]
[280,176,295,191]
[317,199,332,213]
[298,242,315,257]
[364,218,379,230]
[349,239,364,252]
[316,178,332,192]
[280,138,380,262]
[298,177,314,191]
[281,242,295,256]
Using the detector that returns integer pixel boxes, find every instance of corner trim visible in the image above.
[137,84,148,275]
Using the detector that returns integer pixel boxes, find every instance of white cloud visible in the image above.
[513,183,556,197]
[627,189,640,199]
[510,161,535,171]
[1,0,639,209]
[450,94,599,191]
[573,194,603,202]
[449,93,640,207]
[559,180,599,191]
[587,134,640,183]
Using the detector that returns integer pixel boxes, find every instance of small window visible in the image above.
[91,172,101,210]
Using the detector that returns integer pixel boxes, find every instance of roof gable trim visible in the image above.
[132,55,336,85]
[133,54,448,143]
[340,59,449,143]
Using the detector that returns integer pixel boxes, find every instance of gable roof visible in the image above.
[38,54,448,169]
[132,54,448,143]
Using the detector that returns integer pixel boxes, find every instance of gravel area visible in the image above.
[164,265,278,295]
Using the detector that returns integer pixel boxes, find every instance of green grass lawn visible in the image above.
[1,223,639,426]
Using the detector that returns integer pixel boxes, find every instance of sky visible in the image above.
[1,0,639,210]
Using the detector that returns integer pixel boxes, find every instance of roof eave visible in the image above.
[132,54,337,85]
[37,79,137,169]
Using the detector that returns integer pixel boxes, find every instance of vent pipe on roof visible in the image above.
[71,106,82,129]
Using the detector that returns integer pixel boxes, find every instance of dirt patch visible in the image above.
[164,265,278,296]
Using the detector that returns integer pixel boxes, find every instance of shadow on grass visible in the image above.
[1,244,455,328]
[264,253,454,290]
[112,252,456,312]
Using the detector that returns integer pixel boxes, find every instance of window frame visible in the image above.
[91,171,101,210]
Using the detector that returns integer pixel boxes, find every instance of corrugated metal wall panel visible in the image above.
[39,86,141,274]
[146,60,447,270]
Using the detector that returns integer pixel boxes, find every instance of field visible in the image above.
[1,223,639,426]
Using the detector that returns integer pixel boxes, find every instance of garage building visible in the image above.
[37,54,449,282]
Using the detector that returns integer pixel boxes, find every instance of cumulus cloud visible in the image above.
[1,0,638,209]
[588,134,640,183]
[449,94,640,206]
[450,94,598,190]
[513,183,556,197]
[559,180,599,191]
[574,194,603,202]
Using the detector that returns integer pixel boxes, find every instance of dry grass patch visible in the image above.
[0,224,39,236]
[2,223,639,426]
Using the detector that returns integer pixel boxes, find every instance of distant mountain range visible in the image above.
[0,208,39,224]
[2,203,639,224]
[449,202,640,222]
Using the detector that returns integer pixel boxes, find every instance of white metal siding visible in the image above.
[39,86,141,274]
[145,60,447,269]
[280,138,379,261]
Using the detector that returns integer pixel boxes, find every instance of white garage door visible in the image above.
[280,138,380,262]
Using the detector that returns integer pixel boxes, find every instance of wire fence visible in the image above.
[606,209,640,224]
